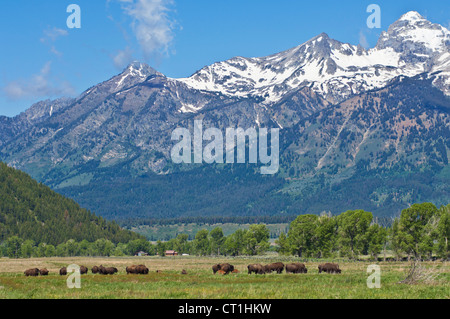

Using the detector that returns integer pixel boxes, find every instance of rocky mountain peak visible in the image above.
[398,11,425,22]
[376,11,450,53]
[123,61,163,78]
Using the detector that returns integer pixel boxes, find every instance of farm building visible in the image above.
[134,251,149,257]
[165,250,178,256]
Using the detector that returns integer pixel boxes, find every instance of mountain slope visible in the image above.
[58,75,450,219]
[0,162,143,245]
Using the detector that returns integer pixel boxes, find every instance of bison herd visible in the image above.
[24,268,49,277]
[24,262,342,277]
[215,262,341,275]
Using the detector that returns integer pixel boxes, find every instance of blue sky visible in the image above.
[0,0,449,116]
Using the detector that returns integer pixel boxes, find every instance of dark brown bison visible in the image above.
[59,267,67,276]
[247,264,265,275]
[181,269,188,275]
[212,263,235,275]
[212,264,221,274]
[264,262,285,274]
[137,265,149,274]
[126,265,149,274]
[99,265,118,275]
[91,266,100,274]
[219,263,234,274]
[126,265,138,274]
[24,268,40,277]
[285,263,307,274]
[318,263,341,274]
[80,266,88,275]
[39,268,49,276]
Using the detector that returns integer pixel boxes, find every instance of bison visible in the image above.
[39,268,49,276]
[285,263,307,274]
[80,266,88,275]
[212,263,235,275]
[264,262,285,274]
[126,265,149,274]
[137,265,149,274]
[126,265,138,274]
[59,267,67,276]
[24,268,40,277]
[219,263,234,274]
[318,263,341,274]
[212,264,221,274]
[99,265,118,275]
[181,269,188,275]
[91,266,100,274]
[247,264,265,275]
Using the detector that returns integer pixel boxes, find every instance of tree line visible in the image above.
[276,203,449,260]
[1,202,448,260]
[0,224,272,258]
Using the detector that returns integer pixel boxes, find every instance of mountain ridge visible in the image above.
[0,11,449,220]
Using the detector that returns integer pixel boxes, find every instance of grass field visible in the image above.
[0,256,448,299]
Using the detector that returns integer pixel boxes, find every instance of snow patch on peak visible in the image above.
[175,11,450,104]
[399,11,425,22]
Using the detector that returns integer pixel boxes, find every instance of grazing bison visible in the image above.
[285,263,307,274]
[219,263,234,274]
[59,267,67,276]
[181,269,188,275]
[24,268,40,277]
[212,263,235,275]
[91,266,100,274]
[247,264,265,275]
[39,268,49,276]
[264,262,285,274]
[80,266,88,275]
[127,265,149,274]
[137,265,149,274]
[126,265,138,274]
[212,264,221,274]
[99,265,118,275]
[318,263,341,274]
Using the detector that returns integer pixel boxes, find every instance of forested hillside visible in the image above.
[0,162,143,246]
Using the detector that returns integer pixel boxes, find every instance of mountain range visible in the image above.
[0,11,449,221]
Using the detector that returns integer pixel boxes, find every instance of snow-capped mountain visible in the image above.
[178,11,450,104]
[0,11,449,219]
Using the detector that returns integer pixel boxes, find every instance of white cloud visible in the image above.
[3,62,75,100]
[40,27,69,43]
[116,0,177,59]
[112,47,134,69]
[40,27,69,57]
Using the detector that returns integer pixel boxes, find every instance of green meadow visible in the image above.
[0,257,448,299]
